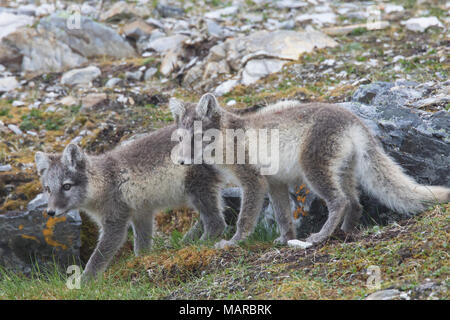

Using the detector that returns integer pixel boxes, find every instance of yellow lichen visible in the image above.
[42,215,68,250]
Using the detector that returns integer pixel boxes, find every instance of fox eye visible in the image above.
[62,183,72,191]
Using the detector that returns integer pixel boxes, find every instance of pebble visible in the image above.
[0,164,13,172]
[7,124,23,135]
[287,239,313,249]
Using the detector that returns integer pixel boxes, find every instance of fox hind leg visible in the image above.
[339,155,363,233]
[131,212,154,256]
[302,165,350,245]
[267,180,296,244]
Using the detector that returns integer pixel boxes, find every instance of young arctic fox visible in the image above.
[35,124,227,280]
[170,94,450,248]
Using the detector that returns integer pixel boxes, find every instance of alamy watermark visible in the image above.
[366,265,381,290]
[171,121,280,175]
[66,265,81,289]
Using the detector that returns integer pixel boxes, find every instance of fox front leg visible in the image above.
[131,213,154,256]
[215,166,268,249]
[81,218,129,282]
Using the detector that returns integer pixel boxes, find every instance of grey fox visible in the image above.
[170,94,450,248]
[35,124,226,280]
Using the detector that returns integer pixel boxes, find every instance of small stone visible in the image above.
[125,70,143,81]
[61,66,101,87]
[100,1,138,22]
[105,78,123,88]
[205,6,239,20]
[59,96,78,107]
[81,93,107,111]
[242,59,286,86]
[144,34,188,54]
[226,100,236,106]
[287,239,313,249]
[144,68,158,81]
[0,76,19,92]
[384,4,404,14]
[0,164,12,172]
[155,4,184,18]
[122,19,154,41]
[8,124,23,135]
[276,0,308,9]
[401,17,443,32]
[214,79,239,96]
[206,20,224,38]
[12,100,25,107]
[296,12,337,26]
[365,289,407,300]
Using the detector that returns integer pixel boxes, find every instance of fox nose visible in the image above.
[179,160,185,165]
[47,210,55,217]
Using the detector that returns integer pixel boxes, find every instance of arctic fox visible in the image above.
[170,94,450,248]
[35,125,226,280]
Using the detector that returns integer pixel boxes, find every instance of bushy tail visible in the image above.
[356,141,450,215]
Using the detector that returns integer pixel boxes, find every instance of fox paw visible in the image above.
[305,233,327,245]
[215,239,237,249]
[273,236,289,245]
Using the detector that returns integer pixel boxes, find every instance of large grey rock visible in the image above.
[0,194,81,274]
[39,14,136,59]
[222,81,449,239]
[0,12,34,40]
[2,28,87,75]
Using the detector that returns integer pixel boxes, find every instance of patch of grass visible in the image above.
[1,204,448,299]
[0,108,10,117]
[350,27,368,36]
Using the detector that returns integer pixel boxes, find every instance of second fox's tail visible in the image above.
[355,135,449,215]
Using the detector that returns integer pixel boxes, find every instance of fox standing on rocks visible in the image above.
[170,93,450,248]
[35,125,227,281]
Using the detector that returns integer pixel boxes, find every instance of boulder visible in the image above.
[2,28,87,75]
[38,14,136,59]
[0,194,81,274]
[0,12,34,40]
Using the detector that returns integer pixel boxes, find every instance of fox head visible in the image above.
[169,93,224,165]
[35,144,88,216]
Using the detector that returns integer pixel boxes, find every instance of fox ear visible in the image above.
[35,152,50,176]
[196,93,221,119]
[169,98,185,123]
[62,144,85,171]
